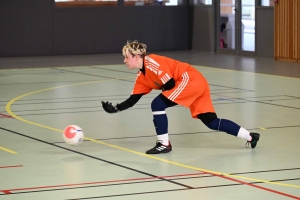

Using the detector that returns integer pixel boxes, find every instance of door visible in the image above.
[217,0,256,55]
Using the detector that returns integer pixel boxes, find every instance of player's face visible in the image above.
[124,52,139,70]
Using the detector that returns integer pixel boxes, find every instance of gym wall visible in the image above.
[0,0,274,57]
[0,0,189,57]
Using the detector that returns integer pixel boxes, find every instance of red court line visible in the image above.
[202,171,300,199]
[0,165,22,169]
[0,113,13,119]
[0,172,205,194]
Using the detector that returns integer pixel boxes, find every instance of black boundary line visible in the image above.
[0,123,299,195]
[0,90,253,106]
[4,94,298,114]
[51,68,134,83]
[4,103,246,117]
[172,168,300,179]
[0,99,242,108]
[1,101,242,114]
[3,91,271,110]
[253,98,300,102]
[65,177,300,200]
[211,91,254,95]
[4,92,300,109]
[1,170,299,196]
[227,96,300,110]
[0,84,256,106]
[244,95,300,99]
[0,101,247,115]
[230,97,300,110]
[209,83,254,92]
[285,95,300,99]
[2,67,299,190]
[213,94,300,110]
[1,94,296,103]
[210,90,254,95]
[10,96,299,116]
[0,127,193,190]
[232,168,300,175]
[210,88,246,91]
[10,103,248,116]
[0,179,168,196]
[3,178,300,196]
[258,124,300,129]
[4,94,294,114]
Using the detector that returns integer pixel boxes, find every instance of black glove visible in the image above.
[101,101,119,113]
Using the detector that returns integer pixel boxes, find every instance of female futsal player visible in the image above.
[102,40,260,154]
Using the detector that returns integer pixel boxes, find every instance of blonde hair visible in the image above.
[122,40,147,58]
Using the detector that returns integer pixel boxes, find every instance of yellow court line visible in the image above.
[6,77,134,132]
[0,146,17,154]
[5,77,300,190]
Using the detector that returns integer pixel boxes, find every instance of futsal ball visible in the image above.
[63,125,84,145]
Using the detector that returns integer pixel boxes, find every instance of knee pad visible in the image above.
[197,112,217,125]
[206,118,221,130]
[151,95,168,112]
[151,96,168,135]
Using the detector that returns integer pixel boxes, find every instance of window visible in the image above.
[124,0,183,6]
[55,0,183,6]
[260,0,274,6]
[55,0,117,7]
[190,0,212,5]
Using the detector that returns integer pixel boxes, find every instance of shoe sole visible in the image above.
[146,149,172,154]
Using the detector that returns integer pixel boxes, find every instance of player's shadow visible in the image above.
[62,156,84,162]
[38,150,84,162]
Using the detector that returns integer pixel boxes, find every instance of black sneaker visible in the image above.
[246,133,260,148]
[146,141,172,154]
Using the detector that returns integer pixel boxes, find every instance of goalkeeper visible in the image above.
[102,40,260,154]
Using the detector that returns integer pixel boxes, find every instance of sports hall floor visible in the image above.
[0,51,300,200]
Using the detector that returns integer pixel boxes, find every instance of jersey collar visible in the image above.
[140,58,146,75]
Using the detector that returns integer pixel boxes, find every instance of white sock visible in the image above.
[157,133,169,146]
[237,127,252,141]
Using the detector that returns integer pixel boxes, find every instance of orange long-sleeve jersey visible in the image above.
[132,54,215,118]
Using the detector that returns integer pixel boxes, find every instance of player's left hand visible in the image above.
[101,101,119,113]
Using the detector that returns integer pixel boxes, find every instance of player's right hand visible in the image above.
[101,101,119,113]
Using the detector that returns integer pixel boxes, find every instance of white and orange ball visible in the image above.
[63,125,84,145]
